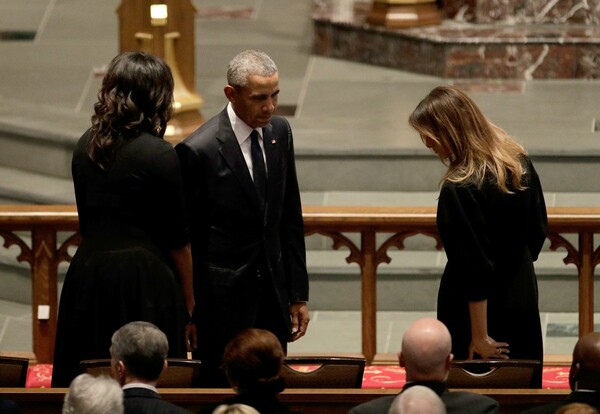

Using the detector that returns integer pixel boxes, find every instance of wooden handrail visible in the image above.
[0,205,598,364]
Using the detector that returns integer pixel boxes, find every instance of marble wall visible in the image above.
[313,19,600,78]
[443,0,600,24]
[312,1,600,78]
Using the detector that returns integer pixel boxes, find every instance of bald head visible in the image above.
[400,318,452,381]
[570,332,600,390]
[573,333,600,369]
[389,385,446,414]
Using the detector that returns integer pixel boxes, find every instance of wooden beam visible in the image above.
[0,388,570,414]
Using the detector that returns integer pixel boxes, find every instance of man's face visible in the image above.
[226,73,279,129]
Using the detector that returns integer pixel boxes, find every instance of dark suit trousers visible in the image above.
[193,258,289,387]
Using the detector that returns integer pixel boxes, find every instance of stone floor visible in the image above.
[0,297,587,360]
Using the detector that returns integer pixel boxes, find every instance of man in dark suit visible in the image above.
[110,321,191,414]
[176,49,309,387]
[349,318,499,414]
[520,332,600,413]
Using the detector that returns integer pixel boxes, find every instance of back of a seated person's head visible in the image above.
[110,321,168,382]
[62,373,123,414]
[555,402,599,414]
[400,318,452,381]
[223,328,284,393]
[212,403,260,414]
[570,332,600,390]
[388,385,446,414]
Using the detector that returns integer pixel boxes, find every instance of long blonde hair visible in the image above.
[409,85,526,193]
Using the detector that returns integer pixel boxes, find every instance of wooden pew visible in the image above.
[0,387,570,414]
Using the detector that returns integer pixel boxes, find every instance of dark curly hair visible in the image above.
[88,51,174,170]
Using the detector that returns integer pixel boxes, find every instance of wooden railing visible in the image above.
[2,205,600,364]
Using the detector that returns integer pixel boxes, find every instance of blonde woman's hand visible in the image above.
[468,336,509,360]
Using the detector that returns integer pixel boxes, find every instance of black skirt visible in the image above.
[51,222,187,387]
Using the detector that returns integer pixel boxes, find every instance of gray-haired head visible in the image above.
[227,50,278,88]
[62,373,123,414]
[110,321,168,382]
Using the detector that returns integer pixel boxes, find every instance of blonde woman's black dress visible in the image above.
[436,156,547,386]
[52,130,190,387]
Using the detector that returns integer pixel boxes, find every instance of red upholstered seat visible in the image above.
[26,364,52,388]
[24,364,571,389]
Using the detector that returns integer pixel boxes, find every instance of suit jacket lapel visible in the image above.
[216,110,263,213]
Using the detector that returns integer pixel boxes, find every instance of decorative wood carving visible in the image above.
[306,230,363,268]
[375,231,443,266]
[0,230,32,265]
[56,233,82,264]
[547,232,579,268]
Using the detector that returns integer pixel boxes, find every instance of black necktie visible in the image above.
[250,130,267,208]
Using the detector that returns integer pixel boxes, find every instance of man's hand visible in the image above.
[289,302,310,342]
[185,322,198,352]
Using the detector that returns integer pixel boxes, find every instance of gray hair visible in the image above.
[227,50,278,88]
[63,374,123,414]
[388,385,446,414]
[110,321,168,381]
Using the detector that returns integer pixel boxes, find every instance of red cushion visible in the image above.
[24,364,570,389]
[360,366,570,389]
[26,364,52,388]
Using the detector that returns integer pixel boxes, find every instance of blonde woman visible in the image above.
[409,86,547,386]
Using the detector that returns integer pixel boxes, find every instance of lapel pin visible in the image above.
[271,139,276,144]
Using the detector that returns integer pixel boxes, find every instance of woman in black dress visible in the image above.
[52,51,195,387]
[409,86,547,381]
